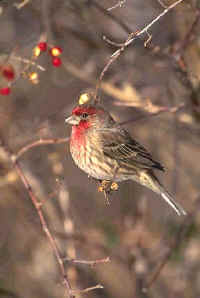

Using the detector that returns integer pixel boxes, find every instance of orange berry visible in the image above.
[29,72,39,84]
[33,46,41,57]
[50,47,62,57]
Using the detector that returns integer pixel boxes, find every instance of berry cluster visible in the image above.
[0,42,63,96]
[34,42,62,67]
[0,64,15,95]
[29,42,62,84]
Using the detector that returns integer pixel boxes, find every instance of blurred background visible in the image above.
[0,0,200,297]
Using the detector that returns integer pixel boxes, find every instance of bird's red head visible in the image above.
[72,105,98,117]
[65,104,106,129]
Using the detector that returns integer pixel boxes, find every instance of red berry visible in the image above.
[38,42,47,52]
[52,57,62,67]
[0,87,11,95]
[2,66,15,81]
[49,47,62,57]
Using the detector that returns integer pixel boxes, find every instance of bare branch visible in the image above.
[16,137,69,160]
[62,58,188,121]
[157,0,167,9]
[97,0,185,99]
[172,7,200,62]
[127,0,184,44]
[70,284,104,296]
[12,55,46,72]
[0,138,74,298]
[120,103,186,125]
[64,256,110,266]
[92,1,130,34]
[14,0,32,9]
[107,0,127,11]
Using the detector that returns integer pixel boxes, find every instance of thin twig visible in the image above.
[92,1,130,34]
[157,0,167,9]
[62,59,187,121]
[120,103,186,125]
[0,136,109,296]
[12,56,46,71]
[107,0,126,11]
[172,7,200,63]
[14,0,31,9]
[64,256,110,266]
[127,0,184,45]
[16,137,69,160]
[97,0,185,100]
[70,284,104,296]
[102,35,125,47]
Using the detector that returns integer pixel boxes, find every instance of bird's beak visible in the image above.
[65,115,80,125]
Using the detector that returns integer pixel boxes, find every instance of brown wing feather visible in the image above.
[101,127,164,171]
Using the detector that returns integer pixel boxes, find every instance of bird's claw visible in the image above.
[98,180,119,193]
[98,180,119,205]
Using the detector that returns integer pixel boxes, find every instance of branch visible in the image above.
[120,103,186,125]
[107,0,127,11]
[96,0,185,98]
[16,137,69,160]
[124,0,184,46]
[0,135,109,296]
[12,55,46,71]
[14,0,31,9]
[62,59,188,121]
[172,7,200,70]
[0,137,73,297]
[70,284,103,296]
[92,1,130,34]
[64,256,110,266]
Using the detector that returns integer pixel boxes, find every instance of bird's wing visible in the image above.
[101,127,164,171]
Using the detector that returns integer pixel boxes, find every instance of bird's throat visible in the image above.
[71,122,90,148]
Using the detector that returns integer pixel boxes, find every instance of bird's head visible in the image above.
[65,104,113,132]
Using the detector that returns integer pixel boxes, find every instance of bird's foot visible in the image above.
[98,180,119,205]
[98,180,119,193]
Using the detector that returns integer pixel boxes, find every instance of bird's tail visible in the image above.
[139,171,187,216]
[160,189,186,216]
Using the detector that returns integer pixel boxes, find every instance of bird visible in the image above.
[65,102,186,216]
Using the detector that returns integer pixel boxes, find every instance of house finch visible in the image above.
[65,103,186,216]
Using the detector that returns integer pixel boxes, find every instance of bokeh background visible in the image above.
[0,0,200,297]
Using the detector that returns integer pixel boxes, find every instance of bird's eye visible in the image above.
[81,112,89,119]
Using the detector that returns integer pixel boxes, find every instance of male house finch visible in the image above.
[65,103,186,216]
